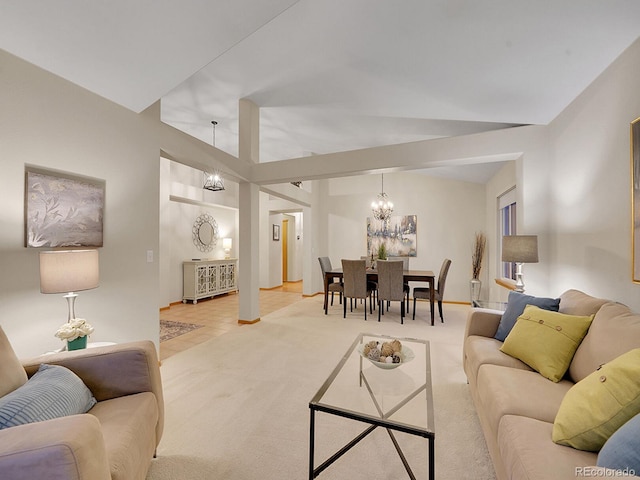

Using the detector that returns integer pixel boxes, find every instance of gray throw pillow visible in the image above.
[597,412,640,473]
[494,291,560,342]
[0,364,96,429]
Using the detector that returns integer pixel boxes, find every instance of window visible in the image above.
[498,188,517,279]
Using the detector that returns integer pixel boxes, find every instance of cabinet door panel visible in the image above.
[208,264,219,293]
[196,266,208,296]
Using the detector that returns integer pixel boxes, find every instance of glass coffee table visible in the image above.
[309,333,434,479]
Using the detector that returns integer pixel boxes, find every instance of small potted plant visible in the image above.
[377,243,388,261]
[55,318,94,351]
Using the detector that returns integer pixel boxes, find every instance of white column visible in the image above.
[237,99,261,323]
[238,181,261,323]
[239,98,260,164]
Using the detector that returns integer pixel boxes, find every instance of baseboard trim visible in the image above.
[160,301,183,311]
[238,318,261,325]
[412,299,472,306]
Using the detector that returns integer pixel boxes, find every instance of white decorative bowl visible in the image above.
[357,344,415,370]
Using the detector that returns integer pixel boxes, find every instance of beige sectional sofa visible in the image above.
[463,289,640,480]
[0,326,163,480]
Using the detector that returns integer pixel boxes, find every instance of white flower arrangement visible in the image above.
[54,318,94,342]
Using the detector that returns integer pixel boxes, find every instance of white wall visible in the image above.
[267,213,284,287]
[545,38,640,309]
[0,49,161,357]
[288,212,303,281]
[326,172,486,302]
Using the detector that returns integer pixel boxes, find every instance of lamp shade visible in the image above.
[40,250,100,294]
[502,235,539,263]
[222,238,232,250]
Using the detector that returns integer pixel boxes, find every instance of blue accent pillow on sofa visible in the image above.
[0,364,96,429]
[494,291,561,342]
[597,412,640,473]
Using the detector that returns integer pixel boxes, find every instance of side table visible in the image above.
[472,300,508,312]
[45,341,116,355]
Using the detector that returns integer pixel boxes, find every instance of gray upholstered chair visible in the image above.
[395,256,410,270]
[360,256,373,268]
[341,259,374,319]
[389,257,410,313]
[376,259,406,323]
[318,257,343,314]
[360,256,378,306]
[413,258,451,322]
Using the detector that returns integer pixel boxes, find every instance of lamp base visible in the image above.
[514,263,525,293]
[64,293,78,321]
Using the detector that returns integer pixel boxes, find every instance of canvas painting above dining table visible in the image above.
[367,214,417,257]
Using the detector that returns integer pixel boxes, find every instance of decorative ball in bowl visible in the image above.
[357,339,415,370]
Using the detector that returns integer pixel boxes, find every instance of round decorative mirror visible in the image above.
[192,213,218,252]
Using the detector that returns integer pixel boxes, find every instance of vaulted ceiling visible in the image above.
[2,1,640,182]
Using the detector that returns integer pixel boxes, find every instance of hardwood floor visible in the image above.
[159,282,305,361]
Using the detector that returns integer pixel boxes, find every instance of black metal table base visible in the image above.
[309,407,434,479]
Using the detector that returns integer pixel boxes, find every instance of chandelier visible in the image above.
[203,120,225,192]
[371,174,393,222]
[203,172,225,192]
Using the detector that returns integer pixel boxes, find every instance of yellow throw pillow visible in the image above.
[553,348,640,451]
[500,305,593,382]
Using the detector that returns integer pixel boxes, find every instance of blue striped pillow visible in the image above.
[0,364,96,429]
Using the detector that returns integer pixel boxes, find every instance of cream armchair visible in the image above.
[0,327,163,480]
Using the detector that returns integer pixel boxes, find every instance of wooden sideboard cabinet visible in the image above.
[183,259,238,304]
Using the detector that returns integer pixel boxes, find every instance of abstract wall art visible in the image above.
[25,167,105,248]
[367,214,417,257]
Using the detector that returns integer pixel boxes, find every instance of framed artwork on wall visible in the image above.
[273,224,280,241]
[25,166,105,248]
[366,215,417,257]
[632,117,640,282]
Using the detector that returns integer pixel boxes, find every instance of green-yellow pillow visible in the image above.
[500,305,593,382]
[553,348,640,451]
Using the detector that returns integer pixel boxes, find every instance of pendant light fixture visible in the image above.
[371,173,393,222]
[203,120,225,192]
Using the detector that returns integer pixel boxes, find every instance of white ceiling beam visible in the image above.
[260,183,311,207]
[154,121,252,184]
[249,125,546,185]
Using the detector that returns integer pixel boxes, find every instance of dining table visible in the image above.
[323,268,437,325]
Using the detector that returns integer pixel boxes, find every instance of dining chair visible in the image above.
[387,258,410,314]
[360,256,378,307]
[413,258,452,322]
[376,259,406,323]
[360,255,373,268]
[318,257,343,314]
[396,256,410,270]
[341,259,374,320]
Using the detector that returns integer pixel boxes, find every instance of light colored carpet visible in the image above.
[147,296,496,480]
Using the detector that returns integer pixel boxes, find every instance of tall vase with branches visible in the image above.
[470,232,486,303]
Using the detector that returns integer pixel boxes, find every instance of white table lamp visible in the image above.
[40,249,99,321]
[222,238,232,259]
